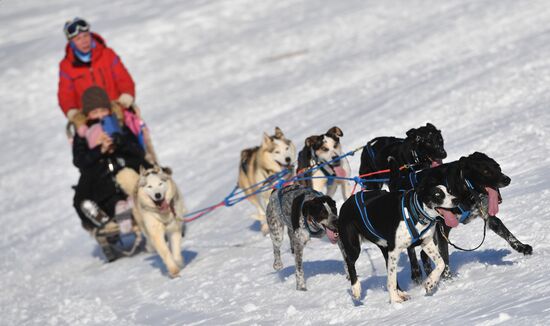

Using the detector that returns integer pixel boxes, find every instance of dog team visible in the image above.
[60,18,531,304]
[245,123,532,303]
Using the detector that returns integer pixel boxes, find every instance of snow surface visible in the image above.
[1,0,550,324]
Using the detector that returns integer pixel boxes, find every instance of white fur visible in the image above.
[310,135,352,200]
[133,167,187,278]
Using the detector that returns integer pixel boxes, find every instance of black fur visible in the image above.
[359,123,446,189]
[338,175,454,301]
[390,152,532,283]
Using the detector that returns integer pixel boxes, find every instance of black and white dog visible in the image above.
[266,184,339,291]
[359,123,447,189]
[338,176,458,303]
[297,126,352,200]
[389,152,532,283]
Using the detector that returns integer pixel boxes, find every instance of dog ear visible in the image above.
[274,127,284,139]
[426,122,436,130]
[305,135,320,147]
[139,165,146,176]
[301,199,321,218]
[161,166,173,176]
[326,126,343,138]
[321,195,337,213]
[261,132,272,147]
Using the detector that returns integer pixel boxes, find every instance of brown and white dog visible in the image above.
[238,127,296,234]
[297,126,352,200]
[117,166,187,278]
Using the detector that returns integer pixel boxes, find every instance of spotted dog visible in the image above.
[359,122,446,189]
[296,126,352,200]
[337,176,457,303]
[265,184,339,291]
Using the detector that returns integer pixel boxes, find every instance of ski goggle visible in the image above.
[64,18,90,39]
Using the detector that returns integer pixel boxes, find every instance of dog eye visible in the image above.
[147,185,152,188]
[274,150,281,154]
[321,147,329,152]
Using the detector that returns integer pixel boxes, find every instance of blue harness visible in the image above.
[354,190,437,244]
[276,185,325,238]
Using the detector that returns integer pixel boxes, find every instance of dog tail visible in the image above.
[116,168,140,196]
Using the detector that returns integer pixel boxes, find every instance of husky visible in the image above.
[238,127,296,234]
[296,126,352,200]
[117,166,187,278]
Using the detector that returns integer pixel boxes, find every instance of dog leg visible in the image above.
[146,220,180,278]
[487,216,532,255]
[168,227,184,268]
[434,224,451,279]
[267,212,284,271]
[387,248,409,303]
[337,240,350,280]
[420,239,444,296]
[407,247,423,285]
[342,234,362,299]
[292,230,308,291]
[287,227,295,254]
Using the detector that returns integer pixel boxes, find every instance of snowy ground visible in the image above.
[1,0,550,324]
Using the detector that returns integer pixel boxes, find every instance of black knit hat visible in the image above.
[82,86,111,115]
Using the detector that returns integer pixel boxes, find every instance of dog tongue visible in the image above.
[325,227,339,244]
[160,200,170,212]
[437,208,459,228]
[431,159,443,168]
[485,187,499,216]
[333,166,347,178]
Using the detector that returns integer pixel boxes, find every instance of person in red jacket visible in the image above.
[58,17,136,136]
[59,17,157,163]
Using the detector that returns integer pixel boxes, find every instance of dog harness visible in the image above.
[401,190,437,243]
[275,185,325,238]
[309,148,338,186]
[354,190,438,244]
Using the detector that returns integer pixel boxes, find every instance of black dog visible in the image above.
[359,123,447,189]
[338,176,458,303]
[389,152,533,283]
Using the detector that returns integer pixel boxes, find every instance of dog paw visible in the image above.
[397,289,410,301]
[351,281,362,300]
[390,294,407,304]
[424,281,438,296]
[519,244,533,255]
[168,265,181,278]
[273,260,283,271]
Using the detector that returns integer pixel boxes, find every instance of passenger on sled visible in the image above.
[72,86,152,262]
[58,17,157,163]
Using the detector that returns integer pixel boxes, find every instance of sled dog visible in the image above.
[297,126,352,200]
[266,185,339,291]
[119,166,187,278]
[338,176,457,303]
[238,127,296,234]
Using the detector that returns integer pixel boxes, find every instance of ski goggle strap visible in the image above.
[64,18,90,39]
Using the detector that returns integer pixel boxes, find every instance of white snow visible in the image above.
[1,0,550,325]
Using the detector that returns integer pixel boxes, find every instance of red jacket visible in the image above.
[58,33,135,116]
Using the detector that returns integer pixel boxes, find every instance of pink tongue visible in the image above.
[160,200,170,212]
[438,208,459,228]
[485,187,499,216]
[333,166,347,178]
[431,160,442,168]
[325,227,339,244]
